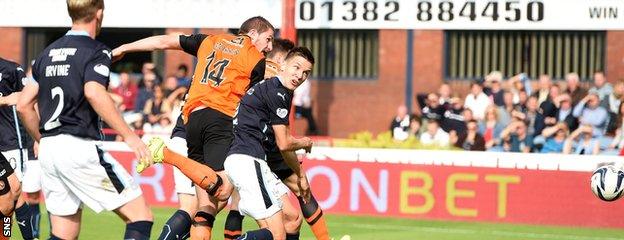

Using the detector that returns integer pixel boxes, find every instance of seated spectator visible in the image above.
[535,84,562,136]
[497,91,521,126]
[142,115,175,141]
[508,73,532,104]
[462,108,474,123]
[517,90,529,111]
[538,123,569,153]
[175,64,191,87]
[532,74,552,106]
[464,81,491,121]
[517,96,539,137]
[563,125,600,155]
[564,72,587,106]
[420,119,449,146]
[554,94,579,132]
[112,72,138,112]
[500,120,533,153]
[573,92,608,137]
[602,80,624,133]
[141,62,162,85]
[441,97,466,134]
[162,75,179,97]
[438,83,452,106]
[452,119,486,151]
[135,72,156,113]
[294,78,319,135]
[165,82,188,122]
[484,71,505,106]
[479,106,505,150]
[409,114,422,138]
[390,105,411,141]
[589,71,613,101]
[143,85,172,127]
[417,92,446,120]
[608,103,624,151]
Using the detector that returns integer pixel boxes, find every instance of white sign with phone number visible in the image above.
[295,0,623,30]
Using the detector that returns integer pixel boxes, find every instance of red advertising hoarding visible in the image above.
[105,145,624,229]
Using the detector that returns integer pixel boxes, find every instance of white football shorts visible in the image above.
[167,137,195,195]
[39,134,142,216]
[224,154,284,220]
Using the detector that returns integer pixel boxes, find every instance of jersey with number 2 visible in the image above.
[32,34,112,140]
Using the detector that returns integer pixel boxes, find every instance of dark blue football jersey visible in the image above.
[32,31,112,140]
[229,77,292,160]
[171,82,192,140]
[170,115,186,139]
[0,58,34,151]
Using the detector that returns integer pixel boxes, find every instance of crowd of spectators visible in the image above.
[105,61,321,141]
[391,70,624,155]
[107,63,189,141]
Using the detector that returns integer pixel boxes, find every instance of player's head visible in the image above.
[66,0,105,35]
[266,38,295,63]
[239,16,275,54]
[279,47,315,90]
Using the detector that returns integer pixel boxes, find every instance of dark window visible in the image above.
[445,30,606,81]
[298,29,378,80]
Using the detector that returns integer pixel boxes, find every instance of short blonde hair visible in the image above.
[67,0,104,23]
[485,105,499,121]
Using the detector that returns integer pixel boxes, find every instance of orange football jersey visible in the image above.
[182,34,265,120]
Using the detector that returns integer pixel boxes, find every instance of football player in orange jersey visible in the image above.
[113,16,274,240]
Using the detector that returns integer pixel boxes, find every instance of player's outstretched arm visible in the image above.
[112,34,182,62]
[16,83,41,141]
[84,81,152,165]
[272,124,313,152]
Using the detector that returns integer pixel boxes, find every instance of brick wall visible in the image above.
[310,30,405,137]
[0,28,23,64]
[606,31,624,82]
[412,30,444,114]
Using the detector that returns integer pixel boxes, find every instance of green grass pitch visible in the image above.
[10,206,624,240]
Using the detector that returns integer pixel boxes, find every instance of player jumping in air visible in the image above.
[223,39,331,240]
[113,16,274,239]
[223,46,314,240]
[17,1,154,239]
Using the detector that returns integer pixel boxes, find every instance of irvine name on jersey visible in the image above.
[32,31,112,140]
